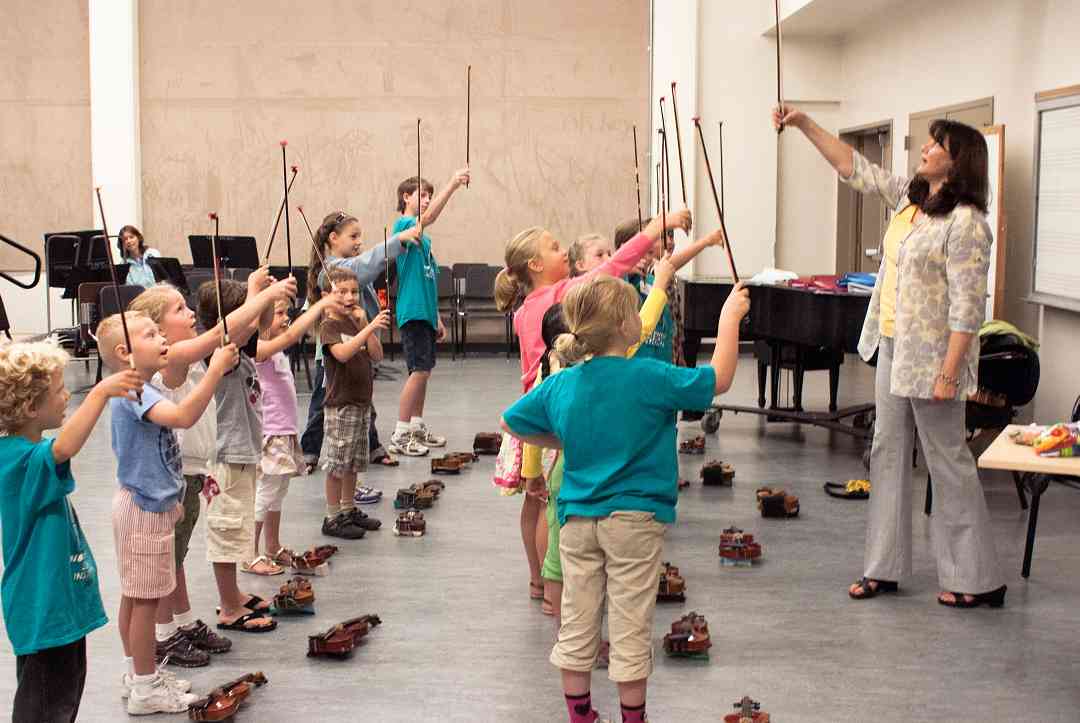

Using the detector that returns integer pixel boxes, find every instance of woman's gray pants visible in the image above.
[864,337,1003,594]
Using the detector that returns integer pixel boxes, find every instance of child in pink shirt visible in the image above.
[492,209,691,604]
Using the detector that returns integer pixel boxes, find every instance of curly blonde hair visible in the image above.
[0,341,70,433]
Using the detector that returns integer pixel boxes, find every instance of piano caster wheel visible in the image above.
[701,410,721,434]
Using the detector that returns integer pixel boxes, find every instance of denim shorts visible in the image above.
[401,320,437,373]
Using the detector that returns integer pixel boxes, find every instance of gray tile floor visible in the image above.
[3,354,1080,722]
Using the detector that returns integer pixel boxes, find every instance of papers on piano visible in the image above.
[748,268,799,285]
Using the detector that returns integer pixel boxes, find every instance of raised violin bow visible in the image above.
[297,205,337,296]
[416,118,423,234]
[208,212,229,345]
[718,121,726,213]
[669,82,689,204]
[658,128,667,250]
[774,0,784,133]
[94,187,139,398]
[658,96,671,210]
[263,164,299,263]
[692,117,739,283]
[280,141,294,281]
[465,65,471,189]
[632,125,643,232]
[384,226,392,315]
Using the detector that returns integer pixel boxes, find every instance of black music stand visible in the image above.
[149,257,189,293]
[189,235,259,272]
[43,230,124,333]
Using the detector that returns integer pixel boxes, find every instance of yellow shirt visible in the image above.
[878,205,918,338]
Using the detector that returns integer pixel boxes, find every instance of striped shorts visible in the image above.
[112,487,183,599]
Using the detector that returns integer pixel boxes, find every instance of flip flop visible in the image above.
[216,611,278,633]
[825,480,870,500]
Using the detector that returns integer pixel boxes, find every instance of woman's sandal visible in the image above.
[216,611,278,633]
[824,480,871,500]
[241,556,285,576]
[848,577,899,600]
[938,585,1007,609]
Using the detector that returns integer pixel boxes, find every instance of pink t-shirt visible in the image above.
[514,231,655,391]
[255,351,298,436]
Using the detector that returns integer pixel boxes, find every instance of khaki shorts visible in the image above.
[205,463,256,564]
[174,474,204,568]
[550,511,666,682]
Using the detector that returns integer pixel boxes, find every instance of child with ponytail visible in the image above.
[501,274,749,723]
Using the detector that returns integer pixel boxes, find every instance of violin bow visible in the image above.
[658,96,671,211]
[658,128,667,253]
[297,205,337,296]
[208,212,230,345]
[384,226,392,315]
[693,117,739,283]
[718,121,725,214]
[774,0,784,133]
[263,164,299,263]
[669,82,689,205]
[94,187,138,386]
[632,125,643,232]
[416,118,423,235]
[280,141,294,281]
[655,162,661,217]
[465,65,471,189]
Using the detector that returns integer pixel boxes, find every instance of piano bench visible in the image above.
[754,340,845,412]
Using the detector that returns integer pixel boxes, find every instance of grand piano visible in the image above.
[680,277,874,437]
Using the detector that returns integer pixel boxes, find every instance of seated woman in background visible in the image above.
[117,225,160,288]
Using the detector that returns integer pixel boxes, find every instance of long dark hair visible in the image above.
[117,224,146,259]
[307,211,358,305]
[540,303,570,380]
[907,119,989,216]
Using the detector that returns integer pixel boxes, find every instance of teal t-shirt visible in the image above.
[0,436,107,655]
[392,216,439,329]
[629,273,673,363]
[503,356,716,525]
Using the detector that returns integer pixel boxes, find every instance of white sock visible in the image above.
[174,610,196,628]
[131,671,157,696]
[394,421,410,437]
[124,656,135,677]
[410,416,424,431]
[155,621,176,642]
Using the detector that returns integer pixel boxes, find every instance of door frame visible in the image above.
[836,120,893,275]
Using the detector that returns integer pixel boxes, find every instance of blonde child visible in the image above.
[98,311,238,714]
[130,269,295,663]
[0,342,140,721]
[196,279,295,634]
[246,292,345,573]
[492,209,689,604]
[502,275,749,723]
[318,267,391,538]
[567,233,613,277]
[391,169,470,455]
[304,210,421,468]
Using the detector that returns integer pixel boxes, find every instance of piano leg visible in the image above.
[829,364,841,413]
[757,359,768,408]
[793,348,806,412]
[769,343,782,411]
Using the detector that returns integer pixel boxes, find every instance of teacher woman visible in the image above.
[773,105,1006,609]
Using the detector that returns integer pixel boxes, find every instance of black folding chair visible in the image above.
[458,265,512,358]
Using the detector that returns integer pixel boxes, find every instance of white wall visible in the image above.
[833,0,1080,420]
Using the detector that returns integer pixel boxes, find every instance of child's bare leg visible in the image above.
[154,596,172,626]
[397,371,429,422]
[263,511,283,554]
[521,494,544,590]
[617,679,647,708]
[537,512,549,566]
[325,473,341,510]
[338,471,357,509]
[128,597,160,676]
[253,521,264,556]
[169,565,192,618]
[119,596,133,657]
[545,580,563,619]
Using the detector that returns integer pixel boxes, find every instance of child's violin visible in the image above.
[723,696,769,723]
[187,671,268,721]
[307,614,382,658]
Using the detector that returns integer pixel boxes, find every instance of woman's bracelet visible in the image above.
[938,371,960,387]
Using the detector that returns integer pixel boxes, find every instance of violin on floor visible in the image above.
[723,696,769,723]
[307,614,382,658]
[187,671,268,721]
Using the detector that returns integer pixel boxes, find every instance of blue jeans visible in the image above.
[301,361,384,460]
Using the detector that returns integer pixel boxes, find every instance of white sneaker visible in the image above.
[412,423,446,447]
[121,669,191,699]
[388,431,429,457]
[126,674,199,715]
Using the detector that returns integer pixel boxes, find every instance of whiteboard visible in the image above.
[1032,99,1080,308]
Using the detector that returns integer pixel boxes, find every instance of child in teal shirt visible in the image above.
[390,168,469,455]
[501,274,748,723]
[0,341,141,722]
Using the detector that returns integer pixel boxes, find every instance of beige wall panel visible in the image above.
[139,0,649,272]
[0,0,91,271]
